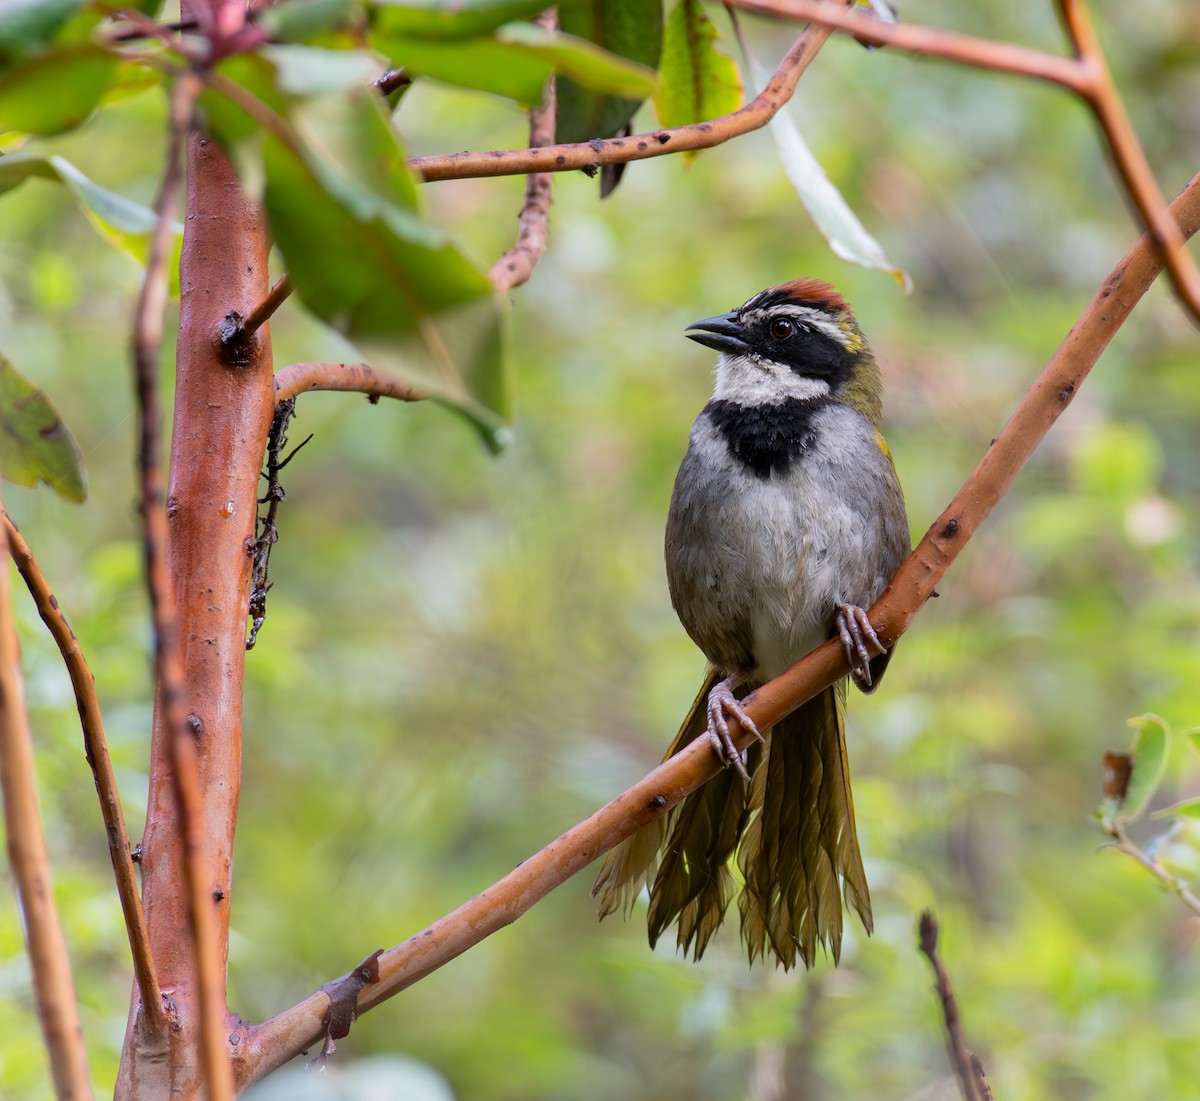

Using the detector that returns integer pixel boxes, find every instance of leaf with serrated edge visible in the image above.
[653,0,740,138]
[1124,714,1171,824]
[0,354,86,502]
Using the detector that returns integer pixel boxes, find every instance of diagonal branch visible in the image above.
[131,70,234,1098]
[408,1,854,183]
[4,511,163,1034]
[0,499,94,1101]
[235,169,1200,1087]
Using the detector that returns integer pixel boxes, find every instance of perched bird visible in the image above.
[593,279,911,970]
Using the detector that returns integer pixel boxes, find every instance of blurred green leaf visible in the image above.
[653,0,741,138]
[369,0,554,40]
[557,0,662,143]
[257,0,359,43]
[1123,714,1171,824]
[262,44,381,95]
[1073,421,1161,503]
[0,151,166,262]
[0,353,87,502]
[1187,727,1200,757]
[374,23,655,106]
[0,0,84,61]
[0,42,116,135]
[1152,797,1200,821]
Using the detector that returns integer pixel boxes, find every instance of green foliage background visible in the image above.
[1,2,1199,1098]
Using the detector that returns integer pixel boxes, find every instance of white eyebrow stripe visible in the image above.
[741,304,850,348]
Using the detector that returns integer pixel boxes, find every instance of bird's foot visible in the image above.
[706,675,763,782]
[836,603,885,689]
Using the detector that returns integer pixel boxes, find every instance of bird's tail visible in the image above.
[592,673,872,970]
[737,681,872,969]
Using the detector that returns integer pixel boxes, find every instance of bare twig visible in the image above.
[409,1,854,183]
[219,274,293,353]
[3,512,164,1034]
[374,68,413,96]
[131,71,235,1100]
[234,167,1200,1088]
[273,361,425,405]
[1101,818,1200,918]
[918,911,991,1101]
[490,11,558,292]
[0,503,94,1101]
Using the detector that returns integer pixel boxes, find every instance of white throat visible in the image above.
[712,353,831,405]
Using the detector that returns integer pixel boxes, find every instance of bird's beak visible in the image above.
[685,311,749,355]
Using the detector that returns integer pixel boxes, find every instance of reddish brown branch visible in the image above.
[490,12,558,292]
[220,274,293,350]
[0,502,95,1101]
[918,911,991,1101]
[235,167,1200,1087]
[409,1,853,183]
[129,71,234,1100]
[273,362,425,405]
[3,512,164,1034]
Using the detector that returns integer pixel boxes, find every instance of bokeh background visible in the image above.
[2,2,1200,1098]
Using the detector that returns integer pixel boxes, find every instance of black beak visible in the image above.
[685,311,749,355]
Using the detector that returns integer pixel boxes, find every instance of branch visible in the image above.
[408,1,854,182]
[3,512,164,1033]
[490,12,558,292]
[273,362,425,405]
[235,166,1200,1087]
[218,274,293,353]
[918,911,992,1101]
[0,503,95,1100]
[722,0,1200,322]
[131,70,235,1099]
[1101,819,1200,918]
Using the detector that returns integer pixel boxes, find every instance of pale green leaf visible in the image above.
[1123,714,1171,824]
[0,42,116,135]
[1152,797,1200,821]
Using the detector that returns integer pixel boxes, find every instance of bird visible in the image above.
[593,278,911,970]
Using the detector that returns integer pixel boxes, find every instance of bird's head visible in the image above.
[685,279,882,423]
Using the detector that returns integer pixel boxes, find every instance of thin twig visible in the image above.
[234,166,1200,1089]
[374,68,413,96]
[218,274,293,353]
[490,11,558,292]
[131,71,235,1101]
[0,503,94,1101]
[3,511,164,1034]
[409,0,854,183]
[273,362,425,405]
[1102,819,1200,918]
[917,911,991,1101]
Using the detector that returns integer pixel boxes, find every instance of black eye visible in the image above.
[770,318,795,340]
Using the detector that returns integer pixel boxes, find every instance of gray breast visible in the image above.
[665,400,909,680]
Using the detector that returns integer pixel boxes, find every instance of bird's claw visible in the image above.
[706,677,762,782]
[836,603,885,688]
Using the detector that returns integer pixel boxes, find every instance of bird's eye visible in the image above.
[770,318,795,340]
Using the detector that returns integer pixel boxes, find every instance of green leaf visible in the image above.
[262,44,380,95]
[0,151,167,262]
[0,0,84,61]
[557,0,662,143]
[1152,796,1200,821]
[0,43,117,136]
[0,353,87,502]
[257,0,358,43]
[1187,727,1200,757]
[1123,714,1171,824]
[375,23,656,105]
[369,0,554,40]
[653,0,741,139]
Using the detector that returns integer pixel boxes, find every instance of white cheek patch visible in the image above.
[712,353,831,404]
